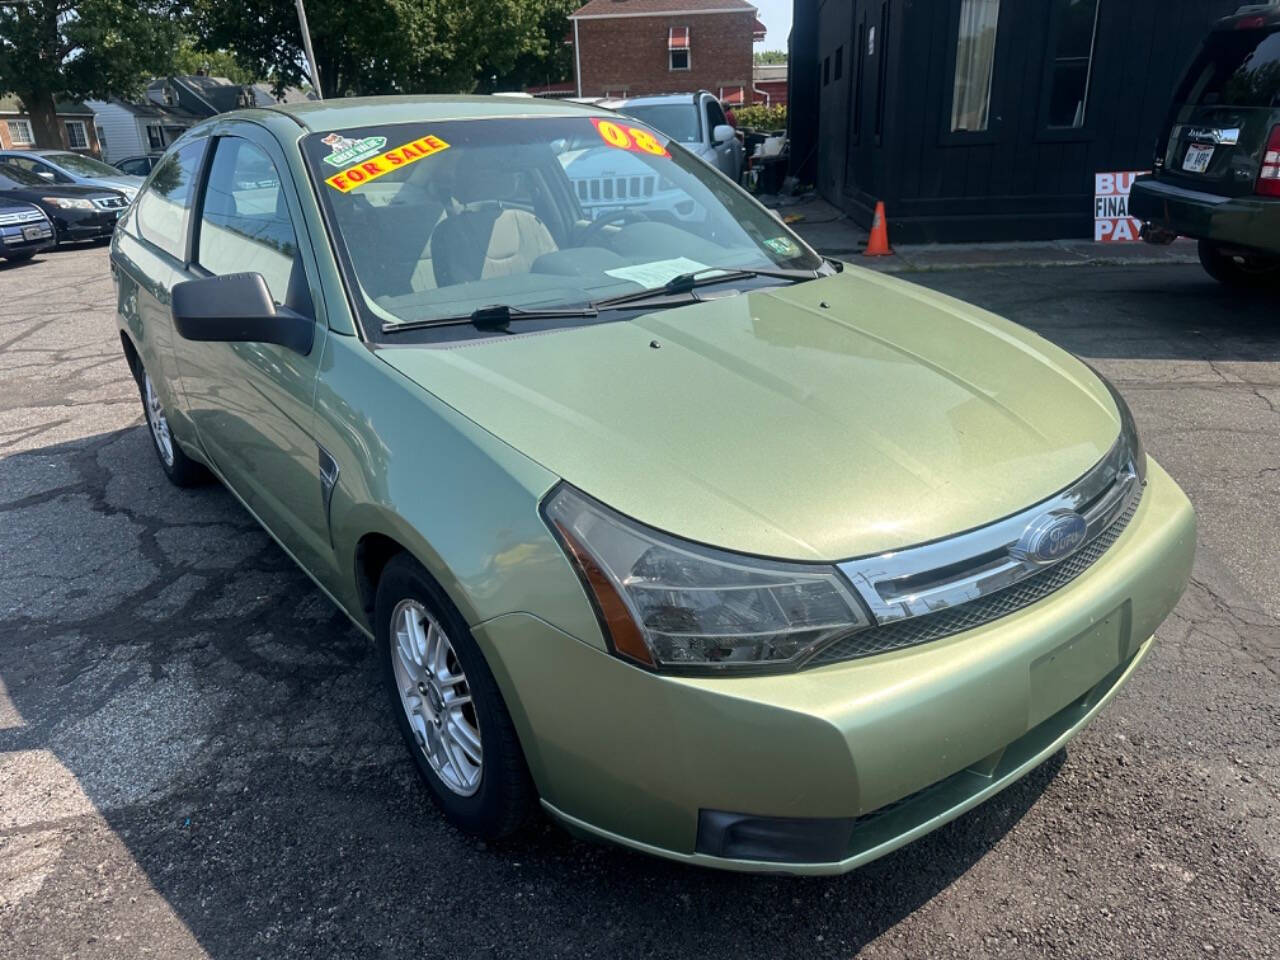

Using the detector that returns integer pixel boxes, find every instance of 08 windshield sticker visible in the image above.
[324,134,452,193]
[590,118,670,158]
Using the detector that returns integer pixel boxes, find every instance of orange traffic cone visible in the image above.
[864,201,892,257]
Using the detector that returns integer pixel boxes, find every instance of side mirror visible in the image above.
[712,124,736,145]
[172,273,314,355]
[36,170,55,180]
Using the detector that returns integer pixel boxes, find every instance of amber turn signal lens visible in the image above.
[552,520,656,667]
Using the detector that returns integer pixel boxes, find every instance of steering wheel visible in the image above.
[578,208,650,244]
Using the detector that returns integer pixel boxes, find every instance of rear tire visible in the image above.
[1198,239,1280,288]
[377,553,535,839]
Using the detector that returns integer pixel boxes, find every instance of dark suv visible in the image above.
[1131,6,1280,286]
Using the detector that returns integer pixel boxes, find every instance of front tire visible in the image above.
[1198,239,1280,288]
[138,366,209,487]
[377,554,535,838]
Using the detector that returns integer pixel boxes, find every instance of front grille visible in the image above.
[574,175,656,203]
[809,488,1143,667]
[0,210,45,226]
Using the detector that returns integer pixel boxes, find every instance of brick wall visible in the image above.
[0,114,102,156]
[576,13,754,99]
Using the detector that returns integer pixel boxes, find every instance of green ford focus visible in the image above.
[110,96,1196,874]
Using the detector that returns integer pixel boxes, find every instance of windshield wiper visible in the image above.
[593,265,821,310]
[381,303,599,334]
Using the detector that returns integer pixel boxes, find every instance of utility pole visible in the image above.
[295,0,323,99]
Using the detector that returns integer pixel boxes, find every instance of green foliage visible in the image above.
[0,0,182,102]
[753,50,788,65]
[734,104,787,132]
[171,36,262,86]
[191,0,577,98]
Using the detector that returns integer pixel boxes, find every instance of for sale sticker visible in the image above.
[324,134,451,193]
[1093,171,1148,243]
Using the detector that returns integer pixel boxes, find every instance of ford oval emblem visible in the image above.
[1011,510,1088,566]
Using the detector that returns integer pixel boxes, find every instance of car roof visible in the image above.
[256,94,617,134]
[1216,5,1280,29]
[615,93,703,107]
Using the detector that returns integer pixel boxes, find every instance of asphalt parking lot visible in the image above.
[1,245,1277,959]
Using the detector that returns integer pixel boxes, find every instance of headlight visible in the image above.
[42,197,95,210]
[1085,364,1147,484]
[543,484,870,672]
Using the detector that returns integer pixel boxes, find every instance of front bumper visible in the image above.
[475,459,1195,875]
[0,221,54,256]
[1130,176,1280,255]
[53,210,119,242]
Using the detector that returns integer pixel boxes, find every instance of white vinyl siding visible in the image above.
[86,101,147,163]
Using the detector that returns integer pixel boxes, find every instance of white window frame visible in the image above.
[64,119,88,150]
[6,118,34,146]
[146,123,165,151]
[669,26,691,72]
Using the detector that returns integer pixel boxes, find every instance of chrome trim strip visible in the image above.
[838,438,1140,625]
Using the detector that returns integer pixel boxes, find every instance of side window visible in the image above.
[134,140,205,259]
[196,137,303,309]
[951,0,1001,132]
[706,99,727,132]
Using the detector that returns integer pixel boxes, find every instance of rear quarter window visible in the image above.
[1176,28,1280,109]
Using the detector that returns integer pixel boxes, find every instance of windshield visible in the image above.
[45,152,123,177]
[303,116,821,339]
[1175,28,1280,109]
[0,164,45,187]
[616,104,702,143]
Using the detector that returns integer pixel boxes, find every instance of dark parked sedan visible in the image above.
[0,197,54,262]
[0,162,128,244]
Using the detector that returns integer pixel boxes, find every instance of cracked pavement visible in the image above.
[1,247,1277,959]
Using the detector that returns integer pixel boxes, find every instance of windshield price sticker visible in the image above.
[590,118,670,158]
[325,134,452,193]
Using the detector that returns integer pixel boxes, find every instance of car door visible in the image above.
[171,124,335,576]
[702,97,739,179]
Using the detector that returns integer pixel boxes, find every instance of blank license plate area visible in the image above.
[1183,144,1214,173]
[1028,608,1130,728]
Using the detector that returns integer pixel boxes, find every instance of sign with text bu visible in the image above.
[1094,171,1149,243]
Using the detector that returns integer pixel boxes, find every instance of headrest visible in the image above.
[452,153,522,204]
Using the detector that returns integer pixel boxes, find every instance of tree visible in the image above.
[754,50,788,65]
[0,0,181,146]
[192,0,571,98]
[172,35,262,86]
[487,0,577,93]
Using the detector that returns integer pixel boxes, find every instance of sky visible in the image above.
[752,0,793,50]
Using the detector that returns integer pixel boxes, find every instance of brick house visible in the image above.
[569,0,764,101]
[0,96,103,156]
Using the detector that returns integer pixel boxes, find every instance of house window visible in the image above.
[146,124,164,151]
[65,119,88,150]
[1044,0,1101,128]
[951,0,1001,132]
[669,27,690,71]
[6,119,34,146]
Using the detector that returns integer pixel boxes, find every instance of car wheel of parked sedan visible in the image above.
[139,368,209,487]
[1198,240,1280,288]
[377,554,535,838]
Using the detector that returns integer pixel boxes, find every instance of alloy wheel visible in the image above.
[390,599,483,796]
[143,372,175,467]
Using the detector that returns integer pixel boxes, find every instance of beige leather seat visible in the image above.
[430,164,557,287]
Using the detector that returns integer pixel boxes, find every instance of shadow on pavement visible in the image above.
[908,265,1279,364]
[0,424,1064,959]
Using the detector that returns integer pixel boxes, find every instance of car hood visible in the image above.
[379,269,1122,561]
[83,175,140,192]
[0,184,117,201]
